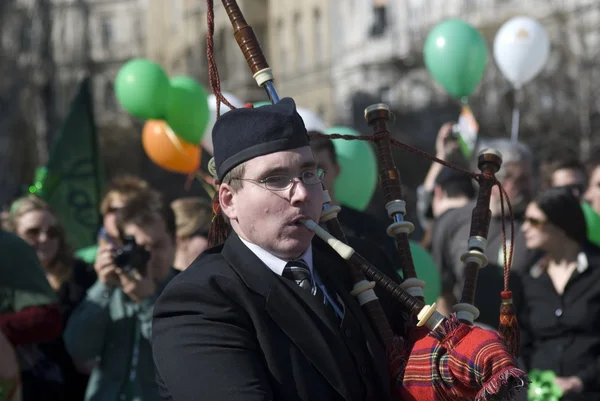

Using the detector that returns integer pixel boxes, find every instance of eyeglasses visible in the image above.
[233,169,325,191]
[23,226,60,240]
[524,216,547,227]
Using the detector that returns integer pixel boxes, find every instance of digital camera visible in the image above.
[112,236,151,276]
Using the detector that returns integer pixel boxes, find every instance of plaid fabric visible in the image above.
[397,315,529,401]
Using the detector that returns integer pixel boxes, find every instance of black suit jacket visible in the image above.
[152,232,407,401]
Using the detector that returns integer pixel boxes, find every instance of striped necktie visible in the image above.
[283,259,326,305]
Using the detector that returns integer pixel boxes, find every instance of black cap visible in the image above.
[212,98,310,181]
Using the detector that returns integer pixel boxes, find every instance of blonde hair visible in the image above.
[6,195,73,268]
[170,197,213,238]
[100,175,150,215]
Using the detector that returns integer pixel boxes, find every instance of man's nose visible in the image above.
[289,179,311,204]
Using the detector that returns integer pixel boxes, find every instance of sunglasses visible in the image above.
[524,217,547,227]
[106,206,122,214]
[24,226,60,240]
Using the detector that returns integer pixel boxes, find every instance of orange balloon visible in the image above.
[142,120,201,174]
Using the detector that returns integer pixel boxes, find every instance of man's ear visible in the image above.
[333,163,341,181]
[433,185,444,200]
[219,183,236,220]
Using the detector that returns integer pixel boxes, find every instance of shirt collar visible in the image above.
[239,237,314,276]
[530,251,589,278]
[577,252,589,273]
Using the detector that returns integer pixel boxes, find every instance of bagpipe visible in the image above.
[205,1,529,400]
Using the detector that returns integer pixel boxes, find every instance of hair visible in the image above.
[100,175,151,215]
[309,136,338,165]
[6,195,73,269]
[221,163,246,192]
[434,168,476,199]
[474,138,532,177]
[584,150,600,178]
[115,190,177,241]
[534,187,587,244]
[171,197,213,238]
[539,155,586,191]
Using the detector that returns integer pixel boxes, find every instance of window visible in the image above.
[313,8,324,65]
[20,19,32,52]
[104,81,116,112]
[276,18,286,74]
[294,13,304,71]
[101,17,113,50]
[172,0,183,30]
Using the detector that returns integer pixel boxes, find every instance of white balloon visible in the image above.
[296,107,327,133]
[493,16,550,89]
[201,92,245,155]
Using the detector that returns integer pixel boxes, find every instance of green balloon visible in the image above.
[324,126,377,211]
[165,76,210,144]
[408,241,441,304]
[423,19,488,99]
[115,58,170,119]
[253,101,271,108]
[75,245,98,264]
[581,202,600,247]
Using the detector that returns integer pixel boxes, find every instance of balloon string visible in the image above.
[164,124,186,154]
[511,107,520,143]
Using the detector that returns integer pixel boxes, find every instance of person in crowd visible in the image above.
[98,176,152,247]
[416,122,468,235]
[585,151,600,216]
[310,135,442,303]
[0,226,63,401]
[539,153,587,198]
[309,135,399,260]
[7,195,97,401]
[64,190,178,401]
[428,167,475,222]
[513,187,600,400]
[170,197,212,271]
[430,138,536,326]
[152,99,407,401]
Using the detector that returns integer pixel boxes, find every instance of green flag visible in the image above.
[31,77,105,251]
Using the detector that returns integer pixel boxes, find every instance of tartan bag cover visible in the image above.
[397,315,529,401]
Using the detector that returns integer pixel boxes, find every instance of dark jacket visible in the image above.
[512,243,600,401]
[152,232,407,401]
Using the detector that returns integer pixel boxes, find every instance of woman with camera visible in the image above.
[63,190,178,401]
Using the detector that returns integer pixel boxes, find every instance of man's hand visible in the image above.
[555,376,583,394]
[435,122,460,160]
[116,266,156,303]
[94,244,120,287]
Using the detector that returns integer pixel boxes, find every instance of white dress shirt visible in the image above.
[239,237,343,318]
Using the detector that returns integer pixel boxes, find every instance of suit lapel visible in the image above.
[221,233,357,401]
[313,239,392,401]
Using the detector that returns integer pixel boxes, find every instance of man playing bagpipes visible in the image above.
[152,99,409,401]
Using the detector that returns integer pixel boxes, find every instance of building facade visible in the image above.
[330,0,600,153]
[267,0,334,124]
[145,0,267,105]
